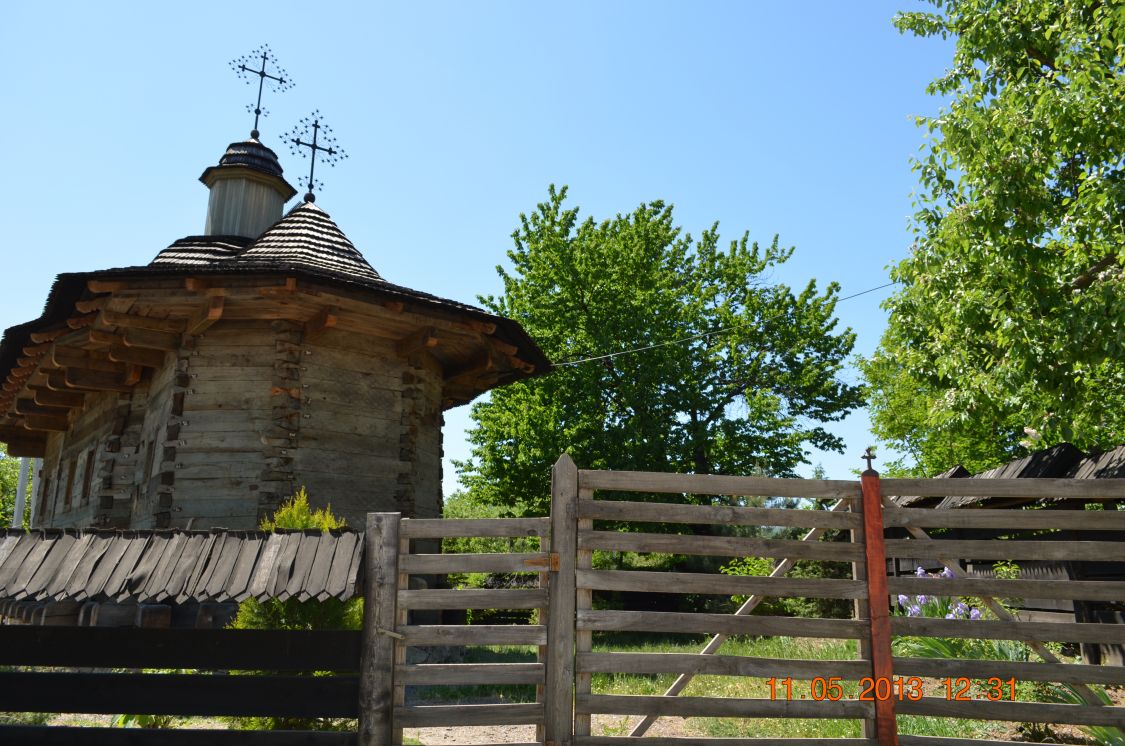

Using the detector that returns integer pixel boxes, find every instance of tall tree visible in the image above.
[865,0,1125,475]
[457,186,862,515]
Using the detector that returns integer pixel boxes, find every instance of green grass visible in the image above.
[408,633,1008,740]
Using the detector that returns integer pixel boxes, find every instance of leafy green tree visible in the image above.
[0,445,31,529]
[458,186,863,516]
[865,0,1125,475]
[229,488,360,732]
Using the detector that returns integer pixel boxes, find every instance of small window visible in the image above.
[81,448,97,504]
[63,460,78,510]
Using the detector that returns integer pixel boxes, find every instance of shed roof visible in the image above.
[0,528,363,606]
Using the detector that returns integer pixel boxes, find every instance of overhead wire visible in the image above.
[553,280,899,368]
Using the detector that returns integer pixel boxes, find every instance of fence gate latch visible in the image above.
[523,552,561,572]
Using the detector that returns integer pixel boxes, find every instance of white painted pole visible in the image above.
[28,459,41,528]
[12,458,30,528]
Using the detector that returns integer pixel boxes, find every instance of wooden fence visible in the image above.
[3,455,1124,745]
[360,456,1125,745]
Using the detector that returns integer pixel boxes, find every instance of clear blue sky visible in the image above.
[0,1,952,492]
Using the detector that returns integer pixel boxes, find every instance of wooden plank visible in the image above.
[399,552,552,575]
[299,531,337,602]
[358,513,400,746]
[579,498,862,529]
[0,726,357,746]
[579,610,868,639]
[398,588,548,610]
[323,531,358,601]
[281,532,323,602]
[579,469,861,498]
[579,530,863,561]
[0,671,359,717]
[882,477,1125,500]
[576,693,872,719]
[400,517,549,539]
[897,697,1124,726]
[394,703,543,727]
[242,532,284,601]
[884,537,1125,561]
[891,616,1125,644]
[218,534,264,603]
[884,506,1125,531]
[78,532,135,601]
[578,652,871,679]
[399,624,547,646]
[546,453,579,746]
[576,489,594,740]
[893,656,1125,685]
[888,575,1125,602]
[396,662,544,685]
[860,471,896,746]
[578,569,866,599]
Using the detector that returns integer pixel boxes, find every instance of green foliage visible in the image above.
[114,712,181,729]
[0,445,32,529]
[459,186,863,516]
[229,489,360,731]
[865,0,1125,475]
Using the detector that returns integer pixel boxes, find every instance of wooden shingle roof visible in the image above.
[0,529,363,605]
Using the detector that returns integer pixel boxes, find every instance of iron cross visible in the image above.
[287,112,347,202]
[230,45,293,139]
[862,447,876,472]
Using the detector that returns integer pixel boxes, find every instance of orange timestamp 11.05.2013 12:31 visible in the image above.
[766,676,1018,702]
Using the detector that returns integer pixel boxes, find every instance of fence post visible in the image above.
[545,453,578,746]
[860,465,898,746]
[358,512,401,746]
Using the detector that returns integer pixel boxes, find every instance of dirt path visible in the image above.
[404,714,695,744]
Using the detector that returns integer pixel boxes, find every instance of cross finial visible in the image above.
[862,447,876,472]
[230,44,294,139]
[285,111,348,202]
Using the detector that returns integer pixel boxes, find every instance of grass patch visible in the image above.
[410,633,1013,740]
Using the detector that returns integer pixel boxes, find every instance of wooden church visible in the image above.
[0,125,548,531]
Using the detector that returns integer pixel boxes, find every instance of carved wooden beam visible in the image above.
[74,296,109,314]
[444,349,496,385]
[66,314,98,330]
[64,367,135,393]
[30,387,86,408]
[99,309,186,334]
[14,398,71,417]
[24,413,69,431]
[5,438,47,457]
[29,327,68,344]
[122,327,181,351]
[395,326,440,357]
[87,280,128,293]
[187,296,225,335]
[21,343,51,356]
[51,347,121,373]
[107,345,166,369]
[304,306,339,341]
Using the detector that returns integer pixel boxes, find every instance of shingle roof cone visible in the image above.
[235,201,382,282]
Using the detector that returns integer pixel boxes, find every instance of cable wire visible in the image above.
[553,280,899,368]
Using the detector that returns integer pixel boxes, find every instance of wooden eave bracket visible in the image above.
[98,309,186,334]
[395,326,441,357]
[187,296,225,336]
[304,306,339,341]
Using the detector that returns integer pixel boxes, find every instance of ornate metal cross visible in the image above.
[862,447,876,472]
[286,112,347,202]
[230,44,294,139]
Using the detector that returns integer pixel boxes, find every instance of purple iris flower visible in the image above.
[915,566,927,577]
[969,607,982,620]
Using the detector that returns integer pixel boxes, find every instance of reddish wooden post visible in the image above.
[860,456,898,746]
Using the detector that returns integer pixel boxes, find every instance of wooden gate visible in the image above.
[366,455,1124,745]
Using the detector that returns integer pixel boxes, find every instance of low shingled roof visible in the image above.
[0,528,363,606]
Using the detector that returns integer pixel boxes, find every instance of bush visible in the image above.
[228,488,361,731]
